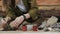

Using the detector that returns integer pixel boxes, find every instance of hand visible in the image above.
[10,16,24,28]
[0,17,11,28]
[1,18,7,27]
[0,18,6,31]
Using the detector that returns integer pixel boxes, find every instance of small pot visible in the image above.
[22,25,27,31]
[33,24,38,31]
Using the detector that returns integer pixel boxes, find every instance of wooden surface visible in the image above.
[36,0,60,5]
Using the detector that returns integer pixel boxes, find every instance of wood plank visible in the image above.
[36,0,60,5]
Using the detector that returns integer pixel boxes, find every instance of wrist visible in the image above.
[5,16,11,22]
[24,13,30,19]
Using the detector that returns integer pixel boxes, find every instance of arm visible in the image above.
[9,7,39,28]
[0,6,16,30]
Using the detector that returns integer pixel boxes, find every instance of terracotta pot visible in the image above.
[22,25,27,31]
[33,25,38,31]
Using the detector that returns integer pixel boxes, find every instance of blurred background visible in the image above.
[0,0,60,21]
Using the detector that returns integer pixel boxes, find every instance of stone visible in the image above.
[27,25,33,31]
[46,16,58,26]
[38,20,47,28]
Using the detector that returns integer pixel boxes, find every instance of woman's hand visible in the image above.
[0,17,11,29]
[10,16,24,28]
[9,13,30,28]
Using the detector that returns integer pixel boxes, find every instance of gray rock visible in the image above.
[46,16,58,26]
